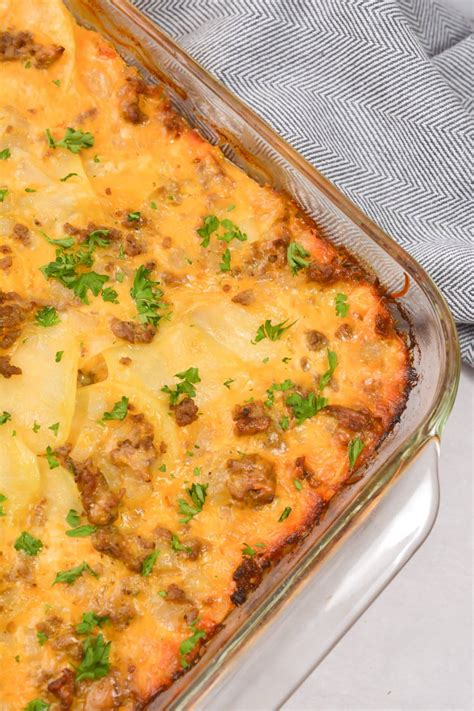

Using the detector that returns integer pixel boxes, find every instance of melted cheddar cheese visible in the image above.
[0,2,410,708]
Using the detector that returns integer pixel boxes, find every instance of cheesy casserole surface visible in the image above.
[0,1,410,708]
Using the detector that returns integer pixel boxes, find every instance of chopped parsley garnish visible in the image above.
[0,411,11,425]
[150,201,157,209]
[85,229,110,248]
[217,219,247,244]
[116,270,124,283]
[52,79,61,87]
[0,188,8,202]
[219,248,231,272]
[101,287,118,303]
[36,631,48,646]
[180,622,206,668]
[60,172,79,182]
[348,437,365,469]
[264,379,295,408]
[66,524,97,538]
[335,293,349,318]
[287,242,310,275]
[162,367,201,406]
[14,531,43,556]
[223,378,235,389]
[53,561,97,585]
[158,464,166,472]
[25,188,36,193]
[141,550,160,577]
[294,479,303,491]
[55,350,64,362]
[45,446,60,469]
[35,306,60,328]
[286,391,327,425]
[193,466,201,477]
[93,154,100,163]
[24,701,49,711]
[197,215,219,247]
[127,211,141,222]
[40,246,110,304]
[319,349,338,390]
[278,506,292,522]
[130,265,166,326]
[242,543,257,557]
[178,482,208,524]
[49,422,60,437]
[46,127,94,154]
[73,272,109,303]
[102,396,129,421]
[0,493,7,517]
[0,148,11,160]
[66,509,81,528]
[253,318,296,344]
[171,534,192,554]
[279,415,289,431]
[42,231,76,248]
[33,421,41,433]
[76,633,111,682]
[76,611,108,635]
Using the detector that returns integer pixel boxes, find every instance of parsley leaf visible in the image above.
[49,422,60,437]
[66,524,97,538]
[197,215,219,247]
[45,446,59,469]
[242,543,257,557]
[141,550,160,577]
[287,242,310,275]
[223,378,235,389]
[85,229,110,248]
[102,396,129,422]
[36,631,48,646]
[348,437,365,469]
[253,318,296,343]
[24,701,50,711]
[55,350,64,362]
[66,509,81,528]
[53,561,97,585]
[294,479,303,491]
[101,287,118,304]
[60,172,79,182]
[171,534,192,554]
[335,293,349,318]
[73,271,109,304]
[76,633,111,682]
[0,493,8,516]
[180,623,206,668]
[127,211,141,222]
[130,265,165,327]
[42,231,76,248]
[178,482,208,524]
[0,188,8,202]
[0,411,11,425]
[219,248,231,272]
[264,379,295,408]
[162,368,201,406]
[0,148,11,160]
[14,531,43,556]
[319,349,338,390]
[46,127,94,154]
[279,416,289,430]
[217,218,247,244]
[286,391,328,425]
[76,611,108,635]
[35,306,60,328]
[278,506,292,522]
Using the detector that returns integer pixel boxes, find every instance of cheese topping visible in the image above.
[0,2,410,708]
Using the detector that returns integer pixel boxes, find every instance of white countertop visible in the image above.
[283,364,473,711]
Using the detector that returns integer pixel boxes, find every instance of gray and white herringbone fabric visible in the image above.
[134,0,474,364]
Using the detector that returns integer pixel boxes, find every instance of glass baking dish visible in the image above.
[63,1,460,707]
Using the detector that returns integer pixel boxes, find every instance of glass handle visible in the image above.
[194,438,440,711]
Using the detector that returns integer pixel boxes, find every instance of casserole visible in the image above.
[0,0,459,708]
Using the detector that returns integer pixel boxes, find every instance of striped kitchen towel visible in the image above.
[134,0,474,364]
